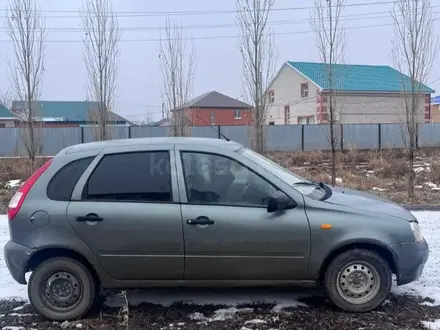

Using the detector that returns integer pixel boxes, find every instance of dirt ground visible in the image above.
[0,292,439,330]
[1,150,440,212]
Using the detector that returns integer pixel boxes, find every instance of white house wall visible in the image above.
[326,93,426,124]
[266,64,318,125]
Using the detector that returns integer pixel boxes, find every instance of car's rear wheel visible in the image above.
[28,257,96,321]
[324,249,392,312]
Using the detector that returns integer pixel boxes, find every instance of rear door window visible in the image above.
[83,151,172,202]
[47,156,95,201]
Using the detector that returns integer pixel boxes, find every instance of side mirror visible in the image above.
[267,191,297,213]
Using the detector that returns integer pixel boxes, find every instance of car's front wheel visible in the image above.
[324,249,392,312]
[28,257,97,321]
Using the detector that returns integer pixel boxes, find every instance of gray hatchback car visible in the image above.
[4,137,429,321]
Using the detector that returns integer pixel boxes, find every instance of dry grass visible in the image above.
[264,149,440,206]
[0,157,49,183]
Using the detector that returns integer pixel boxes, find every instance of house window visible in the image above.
[298,116,315,125]
[268,90,275,103]
[284,105,290,125]
[210,112,215,125]
[301,83,309,98]
[269,121,275,125]
[234,109,241,119]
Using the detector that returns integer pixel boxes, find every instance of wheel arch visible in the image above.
[26,247,100,285]
[318,240,398,281]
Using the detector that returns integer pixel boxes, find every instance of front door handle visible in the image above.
[186,216,214,226]
[76,213,103,222]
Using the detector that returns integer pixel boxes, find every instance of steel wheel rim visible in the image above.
[336,261,381,305]
[40,271,82,312]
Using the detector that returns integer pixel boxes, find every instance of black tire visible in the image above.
[28,257,96,321]
[324,249,392,313]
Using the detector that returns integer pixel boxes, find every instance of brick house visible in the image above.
[266,61,434,125]
[172,91,253,126]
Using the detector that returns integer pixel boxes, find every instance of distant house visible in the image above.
[172,91,253,126]
[266,61,435,125]
[10,100,133,127]
[148,118,171,127]
[0,104,16,128]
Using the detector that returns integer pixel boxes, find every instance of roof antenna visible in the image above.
[194,113,230,141]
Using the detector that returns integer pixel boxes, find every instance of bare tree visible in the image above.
[6,0,45,165]
[81,0,120,141]
[236,0,277,153]
[0,89,12,109]
[159,17,196,137]
[392,0,438,199]
[310,0,347,186]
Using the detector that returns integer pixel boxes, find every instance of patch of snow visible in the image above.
[244,319,267,324]
[335,178,343,184]
[272,300,307,312]
[391,211,440,305]
[372,187,387,192]
[416,185,424,189]
[209,307,253,322]
[421,319,440,330]
[0,215,28,300]
[189,312,205,320]
[12,306,23,311]
[4,180,21,189]
[414,166,431,173]
[425,182,438,188]
[2,327,26,330]
[7,313,34,317]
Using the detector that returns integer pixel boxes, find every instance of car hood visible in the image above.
[324,186,415,221]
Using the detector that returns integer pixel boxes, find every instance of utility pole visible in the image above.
[161,102,165,119]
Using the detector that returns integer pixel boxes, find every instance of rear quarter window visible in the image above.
[47,157,95,201]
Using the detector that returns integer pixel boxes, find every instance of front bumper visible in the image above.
[390,238,429,286]
[3,240,34,285]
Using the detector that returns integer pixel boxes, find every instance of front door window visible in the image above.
[181,152,277,207]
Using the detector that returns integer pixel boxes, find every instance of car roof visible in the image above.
[61,137,243,155]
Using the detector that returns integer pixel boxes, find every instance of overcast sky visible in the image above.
[1,0,440,122]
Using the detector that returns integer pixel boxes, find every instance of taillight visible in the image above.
[8,159,53,221]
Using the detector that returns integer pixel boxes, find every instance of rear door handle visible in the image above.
[186,216,214,226]
[76,213,103,222]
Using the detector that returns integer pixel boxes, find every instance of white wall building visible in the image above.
[266,61,434,125]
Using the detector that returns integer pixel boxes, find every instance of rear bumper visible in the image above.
[390,238,429,286]
[3,240,34,285]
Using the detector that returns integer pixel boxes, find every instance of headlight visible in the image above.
[410,222,423,242]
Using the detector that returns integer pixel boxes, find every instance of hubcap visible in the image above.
[336,262,381,305]
[42,272,81,310]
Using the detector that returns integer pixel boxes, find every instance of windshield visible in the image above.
[239,148,325,197]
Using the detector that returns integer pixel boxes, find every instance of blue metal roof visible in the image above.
[287,61,435,93]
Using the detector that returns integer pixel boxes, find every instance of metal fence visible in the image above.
[1,123,440,156]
